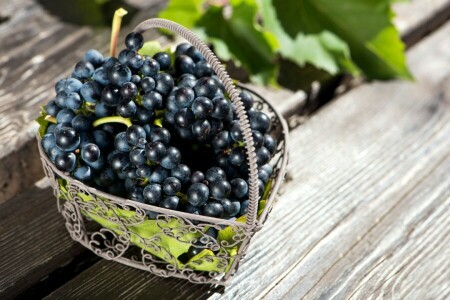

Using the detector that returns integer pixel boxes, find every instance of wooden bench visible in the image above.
[1,0,449,298]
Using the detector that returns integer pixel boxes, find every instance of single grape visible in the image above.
[134,107,154,125]
[219,199,234,218]
[128,186,145,203]
[143,91,163,110]
[175,55,194,75]
[252,130,264,149]
[186,46,204,62]
[41,133,56,153]
[206,167,226,182]
[140,57,160,77]
[129,148,146,166]
[187,183,209,206]
[175,43,191,57]
[131,74,141,85]
[74,61,94,79]
[45,100,61,116]
[150,127,171,145]
[120,82,137,99]
[174,87,195,108]
[127,52,144,69]
[55,92,67,108]
[114,132,131,152]
[55,126,80,151]
[194,77,218,99]
[191,96,213,118]
[153,52,171,70]
[109,151,131,172]
[228,148,245,166]
[84,49,104,67]
[170,164,191,184]
[71,115,92,132]
[141,77,156,93]
[126,125,146,146]
[149,166,169,184]
[177,73,196,88]
[143,184,162,205]
[56,109,76,124]
[191,171,205,184]
[160,195,180,210]
[230,178,248,199]
[64,78,83,93]
[47,124,57,134]
[229,200,241,218]
[261,163,273,176]
[80,81,102,103]
[96,167,117,187]
[74,165,94,182]
[191,119,211,141]
[210,179,231,199]
[258,168,270,184]
[256,147,271,166]
[160,146,181,169]
[108,64,132,86]
[125,32,144,51]
[94,101,114,117]
[118,49,134,65]
[136,164,152,178]
[66,92,82,110]
[48,145,65,162]
[229,120,243,142]
[92,130,110,149]
[203,202,224,218]
[163,177,181,196]
[81,143,100,163]
[248,109,271,133]
[87,155,106,171]
[264,134,277,154]
[117,100,137,118]
[145,141,167,163]
[174,108,195,128]
[55,78,67,93]
[212,131,231,149]
[154,73,174,96]
[193,60,213,78]
[239,90,254,110]
[240,200,249,216]
[211,98,232,120]
[93,67,110,85]
[54,152,77,172]
[185,204,202,216]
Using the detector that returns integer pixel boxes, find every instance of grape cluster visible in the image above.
[40,32,277,220]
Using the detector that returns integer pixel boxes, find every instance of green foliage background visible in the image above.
[158,0,412,87]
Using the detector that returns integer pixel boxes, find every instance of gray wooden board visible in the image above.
[1,0,449,204]
[44,20,450,300]
[0,179,97,299]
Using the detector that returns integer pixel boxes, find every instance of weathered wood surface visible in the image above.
[0,0,449,204]
[44,21,450,300]
[0,179,98,299]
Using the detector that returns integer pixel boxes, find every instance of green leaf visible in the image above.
[35,106,49,137]
[272,0,412,80]
[197,0,277,85]
[158,0,204,30]
[138,41,162,57]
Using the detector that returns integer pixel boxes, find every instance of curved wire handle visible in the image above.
[133,18,259,230]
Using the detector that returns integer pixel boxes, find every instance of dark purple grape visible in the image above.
[129,186,145,203]
[120,82,137,99]
[240,200,249,215]
[145,141,166,163]
[212,131,231,149]
[108,64,132,86]
[160,195,180,210]
[143,91,163,110]
[191,96,213,118]
[256,147,271,166]
[193,60,213,78]
[191,171,205,184]
[114,132,131,152]
[149,166,169,184]
[153,52,171,70]
[45,100,60,116]
[186,46,203,62]
[258,168,270,184]
[140,57,160,77]
[74,61,94,80]
[211,98,232,120]
[129,148,146,166]
[192,119,211,141]
[187,183,209,206]
[248,109,271,133]
[160,146,181,169]
[80,81,102,103]
[175,108,195,128]
[230,178,248,199]
[125,32,144,51]
[55,126,80,151]
[264,134,277,154]
[175,55,194,75]
[239,90,254,110]
[74,165,94,182]
[252,130,264,149]
[173,87,195,108]
[163,177,181,196]
[84,49,104,67]
[141,76,156,93]
[131,74,141,85]
[170,164,191,184]
[96,167,117,187]
[143,184,162,204]
[228,148,245,166]
[206,167,226,183]
[64,78,83,93]
[109,151,131,172]
[93,67,110,85]
[117,100,137,118]
[203,202,224,218]
[126,125,146,146]
[210,179,231,199]
[230,120,243,142]
[136,164,152,178]
[56,109,76,124]
[177,73,196,88]
[219,199,234,218]
[102,85,121,107]
[134,107,154,125]
[54,152,77,172]
[66,92,82,110]
[150,127,171,145]
[81,143,100,163]
[194,77,218,99]
[155,73,174,96]
[175,43,191,57]
[127,52,144,69]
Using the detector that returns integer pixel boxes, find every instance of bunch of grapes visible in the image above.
[40,32,277,221]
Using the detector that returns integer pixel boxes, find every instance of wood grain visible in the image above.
[44,20,450,300]
[0,179,98,299]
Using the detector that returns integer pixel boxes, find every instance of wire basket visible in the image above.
[37,19,289,285]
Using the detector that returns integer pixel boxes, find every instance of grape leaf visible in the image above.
[272,0,412,80]
[158,0,204,30]
[138,41,162,57]
[197,0,278,85]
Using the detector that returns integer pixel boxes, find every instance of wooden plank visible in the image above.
[0,179,99,299]
[44,21,450,300]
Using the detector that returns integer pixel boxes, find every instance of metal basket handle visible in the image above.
[133,18,259,230]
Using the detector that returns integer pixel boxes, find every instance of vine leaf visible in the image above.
[272,0,412,80]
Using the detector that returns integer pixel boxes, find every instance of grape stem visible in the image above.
[93,116,132,128]
[110,8,128,57]
[44,115,57,124]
